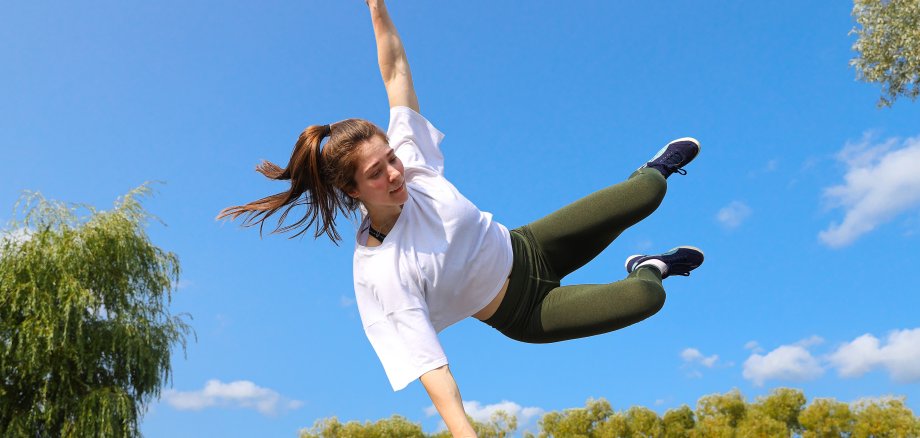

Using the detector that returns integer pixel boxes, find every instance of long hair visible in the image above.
[218,119,386,243]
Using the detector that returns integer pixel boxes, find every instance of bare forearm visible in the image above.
[365,0,419,110]
[367,1,405,81]
[420,365,476,438]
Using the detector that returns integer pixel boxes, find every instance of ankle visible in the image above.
[637,259,668,276]
[648,164,670,179]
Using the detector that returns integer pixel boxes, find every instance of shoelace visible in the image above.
[662,151,689,175]
[672,254,699,275]
[666,166,688,176]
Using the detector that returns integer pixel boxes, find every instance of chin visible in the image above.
[389,182,408,202]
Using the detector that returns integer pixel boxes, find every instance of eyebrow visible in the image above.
[362,151,396,175]
[363,161,382,175]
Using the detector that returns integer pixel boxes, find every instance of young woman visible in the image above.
[219,1,704,436]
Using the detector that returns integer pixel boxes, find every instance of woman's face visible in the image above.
[348,136,408,209]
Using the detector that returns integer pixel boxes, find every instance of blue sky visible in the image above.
[3,1,920,436]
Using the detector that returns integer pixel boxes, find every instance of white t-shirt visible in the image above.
[352,106,513,391]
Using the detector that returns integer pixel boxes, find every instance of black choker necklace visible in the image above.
[368,226,387,242]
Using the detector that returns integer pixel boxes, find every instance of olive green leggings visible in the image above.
[483,168,668,343]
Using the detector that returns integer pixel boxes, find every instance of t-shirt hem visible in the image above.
[390,105,424,119]
[431,224,513,331]
[390,356,449,391]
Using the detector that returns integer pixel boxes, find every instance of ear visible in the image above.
[346,185,360,199]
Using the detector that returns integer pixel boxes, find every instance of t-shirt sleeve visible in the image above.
[363,307,448,391]
[387,106,446,174]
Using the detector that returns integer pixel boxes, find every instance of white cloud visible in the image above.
[680,348,721,379]
[742,342,824,387]
[716,201,752,229]
[829,335,878,378]
[850,395,905,407]
[0,227,33,257]
[2,227,32,243]
[741,330,920,386]
[798,335,825,348]
[681,348,719,368]
[819,134,920,247]
[163,380,303,416]
[828,328,920,383]
[680,348,703,361]
[426,400,543,432]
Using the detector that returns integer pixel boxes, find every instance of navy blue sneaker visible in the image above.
[625,246,704,279]
[640,137,701,178]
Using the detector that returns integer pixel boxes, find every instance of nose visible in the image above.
[387,165,401,182]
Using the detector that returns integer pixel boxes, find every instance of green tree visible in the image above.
[736,407,787,438]
[752,387,806,434]
[0,186,192,437]
[851,397,920,438]
[300,415,427,438]
[301,389,920,437]
[538,398,613,437]
[799,398,854,438]
[661,405,695,438]
[691,389,747,438]
[301,412,516,438]
[851,0,920,106]
[594,411,629,438]
[470,410,518,438]
[624,406,662,437]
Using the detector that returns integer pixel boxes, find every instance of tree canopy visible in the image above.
[300,388,920,437]
[851,0,920,107]
[0,185,192,437]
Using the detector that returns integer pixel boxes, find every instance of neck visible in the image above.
[366,204,403,233]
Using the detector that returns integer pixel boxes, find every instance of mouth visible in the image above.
[389,181,405,194]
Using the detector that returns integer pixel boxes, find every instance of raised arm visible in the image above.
[366,0,420,112]
[420,365,477,438]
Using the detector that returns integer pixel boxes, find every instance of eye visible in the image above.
[388,156,397,163]
[370,170,381,178]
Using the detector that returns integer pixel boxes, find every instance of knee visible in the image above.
[631,169,668,213]
[626,277,667,314]
[643,169,668,202]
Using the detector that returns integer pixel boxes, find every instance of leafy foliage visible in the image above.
[0,185,192,437]
[302,388,920,437]
[851,0,920,107]
[539,398,613,437]
[800,398,855,438]
[851,398,920,438]
[299,413,518,438]
[661,406,695,438]
[300,415,428,438]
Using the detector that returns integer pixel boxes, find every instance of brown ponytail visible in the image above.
[218,119,386,243]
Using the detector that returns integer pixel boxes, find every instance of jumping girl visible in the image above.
[219,1,704,436]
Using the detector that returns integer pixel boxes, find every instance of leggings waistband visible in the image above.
[483,227,559,339]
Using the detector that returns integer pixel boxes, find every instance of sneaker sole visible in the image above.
[624,245,705,272]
